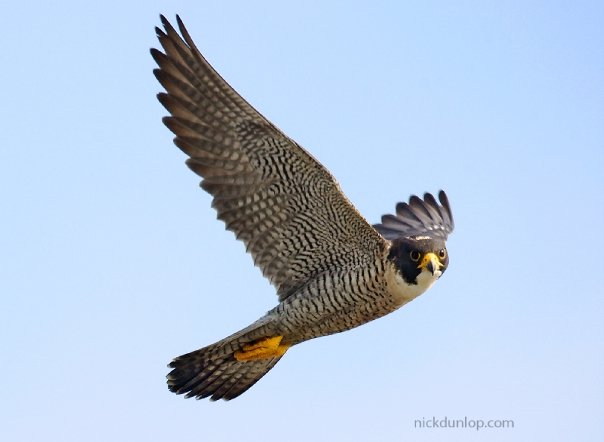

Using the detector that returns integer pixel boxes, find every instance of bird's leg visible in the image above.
[234,336,290,361]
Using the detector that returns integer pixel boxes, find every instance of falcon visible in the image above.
[151,15,454,401]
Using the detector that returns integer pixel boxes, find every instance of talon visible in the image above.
[234,336,290,361]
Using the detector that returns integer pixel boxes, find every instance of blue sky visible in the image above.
[1,1,603,441]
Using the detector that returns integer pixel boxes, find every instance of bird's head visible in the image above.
[387,236,448,286]
[373,190,453,294]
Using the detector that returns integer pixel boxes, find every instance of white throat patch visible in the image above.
[387,265,441,307]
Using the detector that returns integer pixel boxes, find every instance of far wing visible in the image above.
[373,191,454,240]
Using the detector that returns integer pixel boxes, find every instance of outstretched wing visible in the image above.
[152,15,386,301]
[373,190,454,241]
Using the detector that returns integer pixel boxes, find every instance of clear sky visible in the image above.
[2,1,603,441]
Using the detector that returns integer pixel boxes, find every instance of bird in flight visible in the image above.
[151,15,454,401]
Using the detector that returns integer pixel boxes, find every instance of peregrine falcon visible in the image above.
[151,15,454,401]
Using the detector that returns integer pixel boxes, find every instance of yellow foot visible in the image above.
[234,336,290,361]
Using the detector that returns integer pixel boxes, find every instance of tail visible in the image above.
[167,324,287,401]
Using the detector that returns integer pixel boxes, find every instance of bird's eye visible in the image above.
[438,249,447,259]
[409,250,421,262]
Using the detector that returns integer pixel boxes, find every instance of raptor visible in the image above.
[151,15,454,401]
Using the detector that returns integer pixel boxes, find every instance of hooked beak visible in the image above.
[418,252,442,277]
